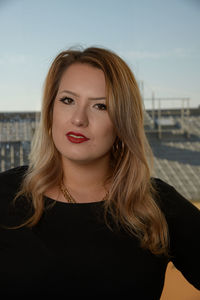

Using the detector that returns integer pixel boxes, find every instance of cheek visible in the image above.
[100,117,116,140]
[101,125,116,145]
[52,116,60,136]
[52,107,67,132]
[51,109,66,144]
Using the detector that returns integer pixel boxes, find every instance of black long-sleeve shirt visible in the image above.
[0,166,199,299]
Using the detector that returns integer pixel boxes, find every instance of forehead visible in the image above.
[59,63,106,89]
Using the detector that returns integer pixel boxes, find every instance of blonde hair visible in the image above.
[14,46,169,255]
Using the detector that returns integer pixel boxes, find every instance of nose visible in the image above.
[71,106,89,127]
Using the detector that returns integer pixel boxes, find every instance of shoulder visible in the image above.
[151,177,175,196]
[0,165,28,195]
[152,177,200,252]
[151,177,178,212]
[151,178,200,290]
[0,165,28,187]
[151,177,200,244]
[0,165,28,182]
[0,165,28,213]
[151,177,199,217]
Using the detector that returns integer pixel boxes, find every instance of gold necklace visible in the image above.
[59,182,76,203]
[59,181,109,203]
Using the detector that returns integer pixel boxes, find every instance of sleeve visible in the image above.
[154,178,200,290]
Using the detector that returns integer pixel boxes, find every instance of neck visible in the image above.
[61,156,112,192]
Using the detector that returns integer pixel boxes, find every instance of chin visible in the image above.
[62,154,93,164]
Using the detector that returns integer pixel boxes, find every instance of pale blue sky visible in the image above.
[0,0,199,111]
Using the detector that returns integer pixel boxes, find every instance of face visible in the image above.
[52,63,116,165]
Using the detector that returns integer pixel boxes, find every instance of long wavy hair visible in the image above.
[14,46,169,255]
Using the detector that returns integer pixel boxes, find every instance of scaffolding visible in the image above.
[143,94,190,139]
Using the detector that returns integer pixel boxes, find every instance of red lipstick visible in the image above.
[66,131,89,144]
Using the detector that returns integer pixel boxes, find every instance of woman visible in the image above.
[0,46,199,298]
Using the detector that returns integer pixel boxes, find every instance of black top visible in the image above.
[0,166,199,299]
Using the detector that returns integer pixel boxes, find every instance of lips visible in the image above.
[66,131,89,144]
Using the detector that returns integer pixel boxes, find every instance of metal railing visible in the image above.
[143,96,190,138]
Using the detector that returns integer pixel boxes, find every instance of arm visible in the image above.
[154,178,200,290]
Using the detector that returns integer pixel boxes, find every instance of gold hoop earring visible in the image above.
[112,137,124,156]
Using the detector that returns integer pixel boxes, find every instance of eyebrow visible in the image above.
[59,90,106,101]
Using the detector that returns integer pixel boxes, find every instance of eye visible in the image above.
[59,97,74,104]
[94,103,107,111]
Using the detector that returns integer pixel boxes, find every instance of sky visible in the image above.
[0,0,200,111]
